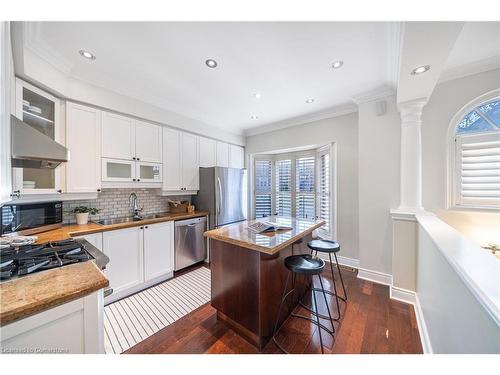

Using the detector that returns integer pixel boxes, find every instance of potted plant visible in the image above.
[73,206,99,225]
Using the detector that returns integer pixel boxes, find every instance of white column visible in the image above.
[397,98,426,211]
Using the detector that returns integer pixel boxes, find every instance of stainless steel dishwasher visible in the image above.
[174,216,207,271]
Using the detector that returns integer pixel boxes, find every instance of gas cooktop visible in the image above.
[0,238,103,282]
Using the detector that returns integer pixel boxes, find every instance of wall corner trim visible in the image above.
[316,253,360,269]
[414,294,433,354]
[357,268,392,286]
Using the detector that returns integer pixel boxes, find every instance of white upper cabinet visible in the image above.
[101,112,162,185]
[216,141,230,167]
[66,103,101,193]
[135,120,162,163]
[229,144,245,169]
[101,111,135,160]
[162,128,199,192]
[199,137,216,167]
[181,133,199,191]
[163,128,182,191]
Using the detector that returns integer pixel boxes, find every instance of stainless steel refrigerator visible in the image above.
[193,167,248,229]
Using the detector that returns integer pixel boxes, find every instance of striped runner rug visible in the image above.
[104,266,211,354]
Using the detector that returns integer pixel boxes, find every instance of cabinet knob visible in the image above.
[137,157,140,161]
[133,178,136,181]
[57,189,62,193]
[137,179,141,182]
[140,226,143,229]
[97,189,101,192]
[10,190,20,198]
[132,157,136,160]
[145,226,148,229]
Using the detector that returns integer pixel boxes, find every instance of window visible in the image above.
[275,159,292,216]
[296,156,316,219]
[317,150,330,232]
[253,146,334,235]
[254,159,272,217]
[451,97,500,210]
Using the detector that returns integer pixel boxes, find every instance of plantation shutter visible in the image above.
[317,151,330,233]
[275,159,292,216]
[457,132,500,208]
[254,159,272,217]
[296,156,316,219]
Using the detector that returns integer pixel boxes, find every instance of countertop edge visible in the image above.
[0,262,109,327]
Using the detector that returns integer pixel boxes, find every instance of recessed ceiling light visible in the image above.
[411,65,431,75]
[205,59,218,68]
[250,115,259,120]
[254,93,262,99]
[79,49,96,60]
[305,98,315,104]
[331,60,344,69]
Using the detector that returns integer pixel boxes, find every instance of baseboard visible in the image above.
[390,285,416,304]
[414,294,433,354]
[316,253,360,269]
[357,268,392,286]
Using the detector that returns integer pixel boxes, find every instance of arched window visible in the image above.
[450,93,500,210]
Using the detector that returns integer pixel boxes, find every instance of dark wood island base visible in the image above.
[210,235,312,350]
[205,217,325,351]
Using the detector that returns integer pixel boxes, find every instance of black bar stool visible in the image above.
[272,254,334,354]
[304,239,347,321]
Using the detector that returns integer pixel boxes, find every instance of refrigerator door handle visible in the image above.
[217,177,223,216]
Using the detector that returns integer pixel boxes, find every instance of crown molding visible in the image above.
[244,102,358,137]
[23,22,73,76]
[351,85,396,105]
[438,55,500,84]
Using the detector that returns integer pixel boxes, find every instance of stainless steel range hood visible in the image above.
[11,115,70,169]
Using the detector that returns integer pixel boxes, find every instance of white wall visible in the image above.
[358,95,401,275]
[417,219,500,353]
[245,113,359,261]
[422,69,500,246]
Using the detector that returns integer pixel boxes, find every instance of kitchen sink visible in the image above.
[96,217,143,225]
[96,212,170,225]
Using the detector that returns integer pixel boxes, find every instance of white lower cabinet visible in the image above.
[143,221,174,281]
[102,222,174,303]
[102,226,143,298]
[1,290,104,354]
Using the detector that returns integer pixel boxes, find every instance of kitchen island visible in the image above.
[204,216,325,350]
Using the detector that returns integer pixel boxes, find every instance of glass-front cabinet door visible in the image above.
[136,161,162,183]
[102,158,135,182]
[13,79,63,195]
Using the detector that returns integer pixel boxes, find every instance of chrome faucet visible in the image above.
[129,192,143,218]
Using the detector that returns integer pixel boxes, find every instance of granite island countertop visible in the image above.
[204,216,325,255]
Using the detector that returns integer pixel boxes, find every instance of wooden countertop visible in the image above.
[0,262,108,326]
[35,211,209,243]
[204,216,325,255]
[1,211,207,326]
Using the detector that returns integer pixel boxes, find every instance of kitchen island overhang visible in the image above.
[204,216,325,350]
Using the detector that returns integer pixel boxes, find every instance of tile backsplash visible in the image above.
[62,188,191,224]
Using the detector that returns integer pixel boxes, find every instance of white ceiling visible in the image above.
[21,21,500,136]
[444,22,500,71]
[26,22,395,135]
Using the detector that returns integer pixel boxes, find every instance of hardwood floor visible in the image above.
[125,264,423,354]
